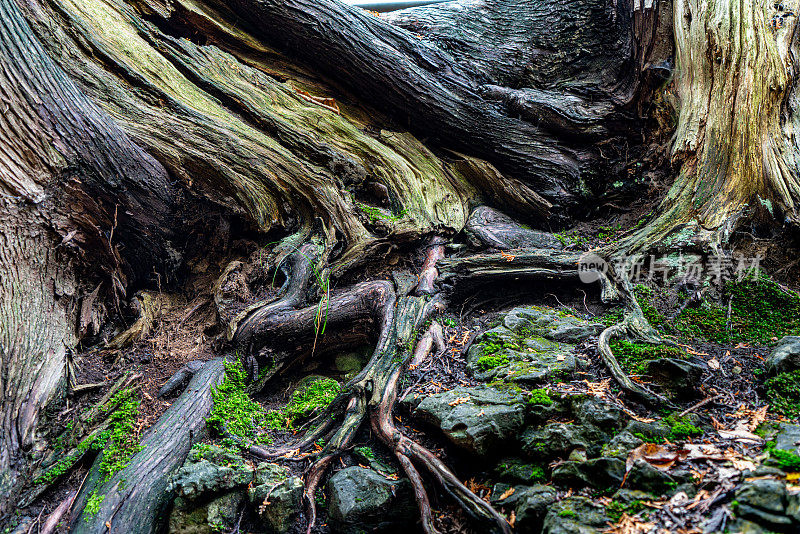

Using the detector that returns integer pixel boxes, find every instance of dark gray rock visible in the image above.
[569,395,626,431]
[774,422,800,454]
[503,306,603,344]
[169,445,254,500]
[326,466,415,533]
[494,457,546,484]
[624,459,676,495]
[541,496,608,534]
[551,457,625,489]
[514,485,558,533]
[412,386,525,456]
[624,420,671,441]
[643,358,704,397]
[766,336,800,374]
[601,431,643,458]
[735,479,787,515]
[169,491,245,534]
[521,422,609,459]
[248,463,303,534]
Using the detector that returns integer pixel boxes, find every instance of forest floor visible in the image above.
[8,210,800,534]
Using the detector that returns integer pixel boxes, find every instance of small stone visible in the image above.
[514,485,558,533]
[541,496,608,534]
[249,463,303,534]
[735,479,787,515]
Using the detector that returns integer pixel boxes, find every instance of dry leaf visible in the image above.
[499,487,516,500]
[448,396,470,406]
[707,358,720,370]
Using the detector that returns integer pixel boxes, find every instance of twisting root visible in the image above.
[416,238,446,295]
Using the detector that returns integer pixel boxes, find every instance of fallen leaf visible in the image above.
[499,487,515,500]
[707,358,720,370]
[449,396,470,406]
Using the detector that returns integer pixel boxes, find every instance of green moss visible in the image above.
[496,458,546,483]
[96,389,144,481]
[765,371,800,418]
[665,414,702,441]
[476,354,510,372]
[207,359,271,446]
[265,377,341,430]
[766,444,800,470]
[527,388,553,406]
[480,332,521,355]
[606,499,647,522]
[726,276,800,342]
[84,491,103,520]
[610,339,685,375]
[356,202,408,223]
[558,509,578,519]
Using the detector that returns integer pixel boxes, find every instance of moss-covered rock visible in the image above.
[514,485,558,533]
[248,463,303,534]
[541,496,608,534]
[766,336,800,375]
[326,466,415,533]
[169,445,254,500]
[412,386,526,456]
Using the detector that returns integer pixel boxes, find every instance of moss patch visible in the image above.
[606,499,647,522]
[265,377,341,430]
[527,388,553,406]
[476,354,510,372]
[766,443,800,470]
[764,371,800,418]
[610,339,686,375]
[207,359,270,447]
[665,414,702,441]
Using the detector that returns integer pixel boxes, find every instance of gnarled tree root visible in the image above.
[71,359,223,534]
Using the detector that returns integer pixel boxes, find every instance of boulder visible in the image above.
[326,466,415,534]
[502,306,603,344]
[169,445,254,500]
[766,336,800,374]
[514,485,558,533]
[774,423,800,454]
[248,463,304,534]
[169,491,245,534]
[521,422,610,459]
[551,457,625,489]
[643,358,704,397]
[412,386,526,456]
[735,479,791,527]
[541,497,608,534]
[624,459,677,495]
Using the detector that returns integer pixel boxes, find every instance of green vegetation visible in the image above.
[441,317,457,328]
[765,370,800,418]
[665,414,702,441]
[480,332,519,355]
[633,276,800,343]
[84,491,103,520]
[496,458,546,483]
[265,377,341,430]
[476,354,510,372]
[97,389,144,481]
[558,509,578,519]
[207,359,270,446]
[527,388,553,406]
[610,339,686,375]
[356,202,408,223]
[766,444,800,470]
[606,499,647,522]
[354,446,375,460]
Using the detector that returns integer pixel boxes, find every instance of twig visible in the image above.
[679,395,722,417]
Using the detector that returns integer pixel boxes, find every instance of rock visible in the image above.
[774,422,800,454]
[724,519,772,534]
[334,351,365,376]
[491,482,528,507]
[169,492,245,534]
[514,485,558,533]
[326,467,415,533]
[169,445,254,500]
[465,306,602,384]
[248,463,303,534]
[643,358,704,397]
[521,422,610,459]
[624,420,671,442]
[412,386,525,456]
[494,457,546,484]
[766,336,800,374]
[601,431,643,458]
[624,459,676,495]
[551,457,625,489]
[569,395,626,431]
[735,479,787,518]
[541,496,608,534]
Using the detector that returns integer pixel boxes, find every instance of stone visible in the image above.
[643,358,704,397]
[514,485,558,533]
[601,431,643,458]
[766,336,800,375]
[624,420,671,442]
[169,445,254,500]
[494,457,546,484]
[735,479,787,515]
[248,463,303,534]
[624,459,676,495]
[502,306,603,344]
[551,457,625,489]
[412,386,526,456]
[326,467,415,533]
[569,395,626,431]
[541,496,608,534]
[774,422,800,454]
[169,491,245,534]
[521,422,610,459]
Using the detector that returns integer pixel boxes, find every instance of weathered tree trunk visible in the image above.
[0,0,177,509]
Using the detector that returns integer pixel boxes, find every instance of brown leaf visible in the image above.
[499,486,515,500]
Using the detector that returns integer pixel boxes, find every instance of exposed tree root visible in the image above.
[72,359,224,534]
